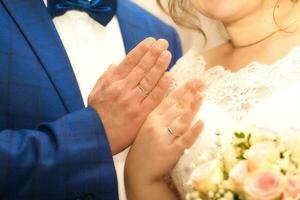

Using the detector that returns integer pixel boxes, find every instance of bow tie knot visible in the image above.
[56,0,111,12]
[48,0,117,26]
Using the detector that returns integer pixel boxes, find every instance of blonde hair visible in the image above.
[156,0,207,42]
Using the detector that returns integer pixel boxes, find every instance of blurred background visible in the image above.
[131,0,227,54]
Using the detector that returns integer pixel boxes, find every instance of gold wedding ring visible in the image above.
[168,126,177,136]
[138,84,149,96]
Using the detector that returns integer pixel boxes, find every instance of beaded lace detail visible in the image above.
[171,46,300,121]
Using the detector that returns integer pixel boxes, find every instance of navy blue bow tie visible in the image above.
[47,0,117,26]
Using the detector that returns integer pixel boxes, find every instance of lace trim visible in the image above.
[171,46,300,121]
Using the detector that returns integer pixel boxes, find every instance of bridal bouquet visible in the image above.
[186,126,300,200]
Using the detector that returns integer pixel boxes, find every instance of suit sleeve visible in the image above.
[168,27,183,70]
[0,107,118,200]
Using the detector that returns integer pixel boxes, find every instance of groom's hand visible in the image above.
[88,38,173,155]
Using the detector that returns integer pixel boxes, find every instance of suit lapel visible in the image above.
[117,0,146,54]
[1,0,84,112]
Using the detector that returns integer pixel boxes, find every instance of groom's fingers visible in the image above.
[134,50,172,102]
[141,73,172,113]
[124,39,169,89]
[114,37,156,79]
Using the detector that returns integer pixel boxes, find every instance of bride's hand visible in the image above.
[125,79,204,187]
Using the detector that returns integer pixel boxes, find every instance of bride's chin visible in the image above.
[206,11,253,26]
[196,1,259,25]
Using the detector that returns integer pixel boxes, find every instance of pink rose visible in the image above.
[244,170,286,200]
[283,177,300,200]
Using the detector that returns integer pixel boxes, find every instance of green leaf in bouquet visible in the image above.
[234,132,245,139]
[236,152,246,160]
[246,133,252,144]
[236,142,247,149]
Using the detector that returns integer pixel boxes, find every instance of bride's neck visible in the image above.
[225,1,300,49]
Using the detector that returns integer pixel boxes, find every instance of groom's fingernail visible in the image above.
[144,37,156,47]
[160,50,171,60]
[155,39,168,50]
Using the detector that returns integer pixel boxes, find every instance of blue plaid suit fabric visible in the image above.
[0,0,182,199]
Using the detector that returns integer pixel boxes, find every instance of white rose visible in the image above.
[249,126,277,145]
[189,159,224,194]
[280,129,300,164]
[228,161,249,190]
[245,141,280,171]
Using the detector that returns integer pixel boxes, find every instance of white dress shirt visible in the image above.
[43,1,128,199]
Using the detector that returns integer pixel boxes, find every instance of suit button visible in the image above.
[84,194,95,200]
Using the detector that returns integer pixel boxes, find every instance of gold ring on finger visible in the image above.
[167,126,179,137]
[138,83,149,96]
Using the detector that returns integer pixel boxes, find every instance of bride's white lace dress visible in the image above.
[170,46,300,199]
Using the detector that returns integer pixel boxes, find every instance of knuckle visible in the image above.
[109,84,124,99]
[139,42,151,52]
[119,97,130,108]
[155,82,166,95]
[141,75,154,88]
[101,81,110,90]
[180,138,189,148]
[156,55,168,66]
[135,64,147,76]
[147,124,158,134]
[173,143,184,154]
[175,101,185,110]
[176,117,185,127]
[129,107,140,117]
[157,78,168,92]
[148,91,159,101]
[179,116,190,125]
[182,124,190,133]
[122,56,135,67]
[150,45,162,55]
[184,82,193,91]
[113,86,123,96]
[103,65,116,78]
[121,99,140,117]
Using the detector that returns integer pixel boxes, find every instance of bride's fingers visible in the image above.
[171,80,203,100]
[172,120,204,156]
[162,82,202,125]
[167,94,203,138]
[156,80,203,115]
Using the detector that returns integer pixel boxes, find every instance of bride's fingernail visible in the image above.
[194,81,203,90]
[194,93,202,101]
[163,72,173,83]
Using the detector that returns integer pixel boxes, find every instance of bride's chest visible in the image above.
[202,60,300,121]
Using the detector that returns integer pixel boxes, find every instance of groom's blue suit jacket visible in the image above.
[0,0,182,199]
